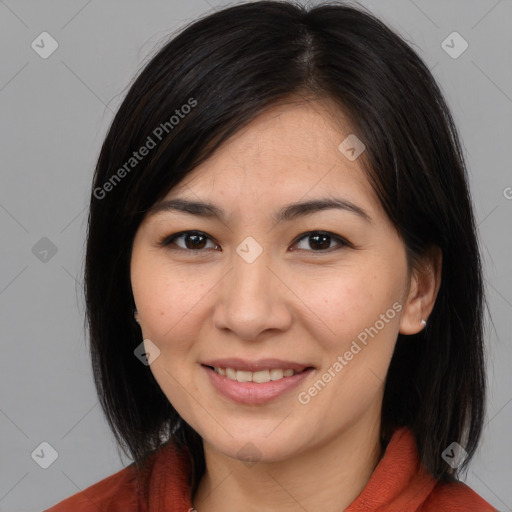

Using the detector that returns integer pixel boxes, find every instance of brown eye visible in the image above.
[292,231,351,252]
[159,231,219,252]
[158,230,351,254]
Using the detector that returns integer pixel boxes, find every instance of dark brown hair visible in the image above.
[84,0,487,500]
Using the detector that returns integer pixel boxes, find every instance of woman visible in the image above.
[46,1,497,510]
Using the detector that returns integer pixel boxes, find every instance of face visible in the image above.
[130,100,415,464]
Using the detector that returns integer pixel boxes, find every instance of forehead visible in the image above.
[163,100,378,214]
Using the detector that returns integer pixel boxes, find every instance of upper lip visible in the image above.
[201,358,314,372]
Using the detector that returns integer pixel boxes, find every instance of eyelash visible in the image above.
[156,230,353,255]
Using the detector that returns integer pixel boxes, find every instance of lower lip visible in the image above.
[203,365,314,405]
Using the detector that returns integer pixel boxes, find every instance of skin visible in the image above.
[130,98,441,512]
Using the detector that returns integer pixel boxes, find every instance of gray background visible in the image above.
[0,0,511,510]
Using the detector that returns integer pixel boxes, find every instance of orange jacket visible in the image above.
[45,427,497,511]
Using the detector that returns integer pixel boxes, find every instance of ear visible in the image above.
[399,246,442,335]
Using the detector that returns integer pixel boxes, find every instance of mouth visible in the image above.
[202,365,311,383]
[201,359,315,404]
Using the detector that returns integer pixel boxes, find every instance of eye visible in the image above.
[157,230,351,254]
[291,231,352,252]
[158,231,219,252]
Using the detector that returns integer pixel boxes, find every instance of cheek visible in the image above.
[131,257,209,413]
[298,266,398,348]
[294,271,402,423]
[135,269,206,420]
[132,255,213,343]
[294,264,405,408]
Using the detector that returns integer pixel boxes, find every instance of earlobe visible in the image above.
[399,247,442,335]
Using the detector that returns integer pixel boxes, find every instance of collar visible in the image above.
[147,427,465,511]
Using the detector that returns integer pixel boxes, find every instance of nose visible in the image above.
[212,246,293,342]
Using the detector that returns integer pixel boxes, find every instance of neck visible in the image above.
[192,414,383,512]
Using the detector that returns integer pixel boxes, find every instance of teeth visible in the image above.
[253,370,271,383]
[213,367,302,382]
[236,370,252,382]
[270,369,283,380]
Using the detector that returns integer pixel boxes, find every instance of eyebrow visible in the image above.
[147,197,372,224]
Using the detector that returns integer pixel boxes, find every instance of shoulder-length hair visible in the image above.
[84,0,486,497]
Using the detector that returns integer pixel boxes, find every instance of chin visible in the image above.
[201,426,306,465]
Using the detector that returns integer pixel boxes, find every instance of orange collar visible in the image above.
[148,427,496,511]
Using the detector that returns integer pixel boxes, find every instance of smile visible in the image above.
[201,363,315,404]
[209,366,302,383]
